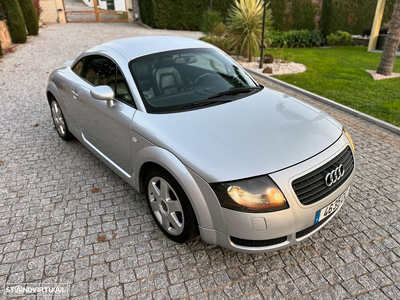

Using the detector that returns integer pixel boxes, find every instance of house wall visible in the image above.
[40,0,59,23]
[0,21,12,49]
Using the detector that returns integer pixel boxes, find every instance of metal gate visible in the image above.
[63,0,128,22]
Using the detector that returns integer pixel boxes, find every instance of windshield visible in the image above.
[129,48,259,113]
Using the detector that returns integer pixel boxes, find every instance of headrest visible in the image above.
[154,56,174,68]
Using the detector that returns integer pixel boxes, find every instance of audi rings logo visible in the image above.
[325,165,345,186]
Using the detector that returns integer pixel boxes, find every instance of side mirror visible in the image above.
[90,86,115,108]
[90,85,114,101]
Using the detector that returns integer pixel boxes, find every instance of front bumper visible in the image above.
[199,134,355,253]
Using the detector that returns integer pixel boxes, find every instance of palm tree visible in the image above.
[377,0,400,75]
[227,0,273,62]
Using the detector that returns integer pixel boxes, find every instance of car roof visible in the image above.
[92,36,215,61]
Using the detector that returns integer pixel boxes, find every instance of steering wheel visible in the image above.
[191,73,212,89]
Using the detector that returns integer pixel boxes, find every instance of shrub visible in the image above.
[326,31,353,46]
[18,0,39,35]
[268,29,324,48]
[213,22,227,37]
[274,43,294,62]
[290,0,318,31]
[138,0,233,31]
[1,0,27,43]
[32,0,42,18]
[227,0,273,62]
[139,0,155,27]
[201,10,223,36]
[199,36,230,53]
[0,3,5,20]
[309,29,324,46]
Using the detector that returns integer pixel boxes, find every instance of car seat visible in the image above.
[152,57,185,95]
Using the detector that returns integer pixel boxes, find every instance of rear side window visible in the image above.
[82,56,116,87]
[72,59,84,77]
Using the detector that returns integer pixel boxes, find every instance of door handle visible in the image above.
[71,90,78,99]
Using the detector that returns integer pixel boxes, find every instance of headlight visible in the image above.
[343,127,355,151]
[210,175,289,213]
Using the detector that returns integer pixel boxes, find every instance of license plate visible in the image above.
[314,188,348,224]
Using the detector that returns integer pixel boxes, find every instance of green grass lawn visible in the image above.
[266,47,400,127]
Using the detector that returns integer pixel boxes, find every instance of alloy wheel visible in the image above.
[51,101,66,136]
[148,176,184,235]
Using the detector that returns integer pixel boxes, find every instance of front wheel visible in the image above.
[145,168,198,243]
[50,98,74,141]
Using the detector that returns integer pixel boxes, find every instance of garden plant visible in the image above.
[18,0,39,35]
[201,9,223,36]
[227,0,272,62]
[0,0,27,43]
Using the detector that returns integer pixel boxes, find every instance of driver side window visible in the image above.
[74,55,134,106]
[114,68,133,104]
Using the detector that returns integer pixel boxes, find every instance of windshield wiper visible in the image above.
[207,86,262,99]
[165,99,233,112]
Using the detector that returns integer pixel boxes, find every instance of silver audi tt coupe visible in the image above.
[47,36,355,253]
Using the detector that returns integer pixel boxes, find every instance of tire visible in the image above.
[50,97,74,141]
[145,167,199,243]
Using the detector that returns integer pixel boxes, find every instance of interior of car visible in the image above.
[130,49,256,113]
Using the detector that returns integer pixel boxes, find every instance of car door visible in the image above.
[71,54,136,176]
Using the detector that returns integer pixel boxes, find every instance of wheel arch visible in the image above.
[134,146,217,230]
[46,91,55,106]
[46,81,63,106]
[46,79,78,140]
[139,161,163,193]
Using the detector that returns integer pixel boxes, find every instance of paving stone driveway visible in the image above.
[0,23,399,300]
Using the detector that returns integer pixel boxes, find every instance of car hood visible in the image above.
[132,88,342,183]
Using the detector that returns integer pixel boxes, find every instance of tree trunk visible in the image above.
[248,42,252,62]
[377,0,400,75]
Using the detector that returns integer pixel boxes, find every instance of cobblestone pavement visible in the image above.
[0,23,399,300]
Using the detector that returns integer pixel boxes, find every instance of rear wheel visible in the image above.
[50,98,74,141]
[145,168,198,243]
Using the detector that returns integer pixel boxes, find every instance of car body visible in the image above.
[47,36,355,253]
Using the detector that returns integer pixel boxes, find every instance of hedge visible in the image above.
[139,0,233,31]
[139,0,396,36]
[1,0,27,43]
[321,0,395,36]
[270,0,318,32]
[270,0,395,35]
[268,29,325,48]
[19,0,39,35]
[139,0,155,28]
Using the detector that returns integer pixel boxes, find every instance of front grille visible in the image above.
[230,236,287,247]
[292,146,354,205]
[296,216,330,239]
